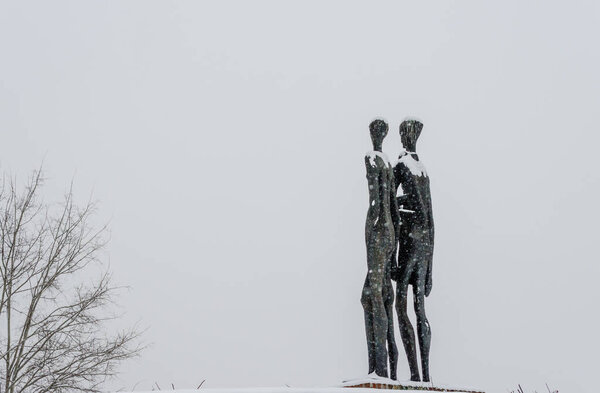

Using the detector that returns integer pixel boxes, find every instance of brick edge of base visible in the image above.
[344,383,484,393]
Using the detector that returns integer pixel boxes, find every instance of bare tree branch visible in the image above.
[0,169,142,393]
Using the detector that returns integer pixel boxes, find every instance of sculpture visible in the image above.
[391,119,434,382]
[361,119,400,379]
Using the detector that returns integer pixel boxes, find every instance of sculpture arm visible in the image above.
[425,247,433,296]
[390,164,403,281]
[393,163,407,207]
[365,156,381,220]
[425,187,434,297]
[388,165,401,256]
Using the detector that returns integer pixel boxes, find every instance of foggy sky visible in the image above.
[1,2,599,392]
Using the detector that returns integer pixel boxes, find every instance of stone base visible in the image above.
[341,375,484,393]
[343,382,483,393]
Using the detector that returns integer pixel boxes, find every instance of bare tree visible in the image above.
[0,170,141,393]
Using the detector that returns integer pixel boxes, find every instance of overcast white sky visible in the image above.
[1,1,600,392]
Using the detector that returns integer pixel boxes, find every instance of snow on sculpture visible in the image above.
[391,119,435,382]
[361,117,435,383]
[361,119,400,380]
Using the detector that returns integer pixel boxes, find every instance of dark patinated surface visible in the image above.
[361,119,400,379]
[391,119,435,382]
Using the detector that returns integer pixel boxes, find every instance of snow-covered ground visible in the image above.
[130,374,483,393]
[131,388,475,393]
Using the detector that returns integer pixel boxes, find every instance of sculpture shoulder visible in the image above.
[365,151,390,170]
[395,153,428,178]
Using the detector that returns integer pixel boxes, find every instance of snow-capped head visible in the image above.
[402,115,424,124]
[399,118,423,152]
[369,118,388,150]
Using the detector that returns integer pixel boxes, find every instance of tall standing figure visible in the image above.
[362,119,400,379]
[392,119,434,382]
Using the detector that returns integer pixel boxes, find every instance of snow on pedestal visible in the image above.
[128,376,484,393]
[341,373,484,393]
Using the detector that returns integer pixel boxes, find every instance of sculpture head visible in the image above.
[399,119,423,152]
[369,119,388,151]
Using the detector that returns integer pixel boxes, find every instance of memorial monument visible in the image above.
[361,118,435,383]
[361,119,400,380]
[392,119,434,382]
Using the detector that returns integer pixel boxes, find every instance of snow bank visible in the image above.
[129,375,483,393]
[130,389,473,393]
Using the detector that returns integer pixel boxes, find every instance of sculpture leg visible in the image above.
[413,285,431,382]
[383,273,398,380]
[361,280,376,374]
[396,281,420,381]
[371,280,389,377]
[364,236,390,378]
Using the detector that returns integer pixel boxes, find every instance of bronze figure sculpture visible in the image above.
[361,119,400,379]
[391,119,434,382]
